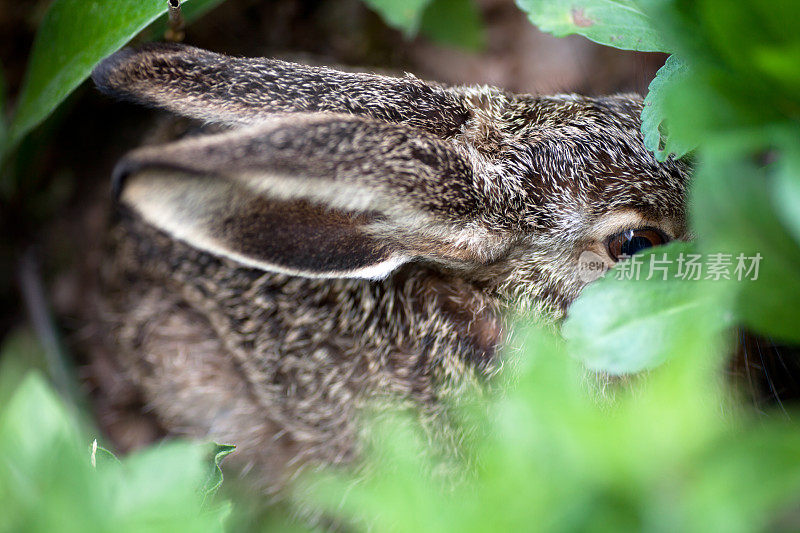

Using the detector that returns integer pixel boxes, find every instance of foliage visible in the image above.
[645,0,800,346]
[303,323,800,532]
[650,0,800,143]
[640,55,692,160]
[563,241,730,374]
[299,0,800,530]
[0,372,233,533]
[5,0,224,158]
[0,330,48,409]
[418,0,485,51]
[515,0,666,52]
[361,0,432,36]
[516,0,800,362]
[363,0,485,50]
[691,149,800,342]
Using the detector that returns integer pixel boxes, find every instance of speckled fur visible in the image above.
[88,44,691,494]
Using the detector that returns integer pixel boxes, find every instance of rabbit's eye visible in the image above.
[606,228,668,262]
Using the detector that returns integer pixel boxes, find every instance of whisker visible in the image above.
[768,336,800,393]
[754,334,789,418]
[740,329,762,413]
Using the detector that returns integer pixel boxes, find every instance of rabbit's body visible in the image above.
[97,212,501,490]
[88,43,690,492]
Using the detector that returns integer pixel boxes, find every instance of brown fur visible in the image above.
[87,44,691,493]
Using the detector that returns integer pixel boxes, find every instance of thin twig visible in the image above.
[17,248,81,408]
[165,0,186,42]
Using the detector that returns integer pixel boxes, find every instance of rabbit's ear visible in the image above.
[115,114,500,279]
[92,43,469,138]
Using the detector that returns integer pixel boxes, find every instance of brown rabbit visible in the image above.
[88,42,690,494]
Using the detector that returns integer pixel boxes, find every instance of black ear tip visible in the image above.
[111,158,141,202]
[91,47,139,95]
[92,42,193,96]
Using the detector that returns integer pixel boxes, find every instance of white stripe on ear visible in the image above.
[231,170,385,215]
[326,255,411,280]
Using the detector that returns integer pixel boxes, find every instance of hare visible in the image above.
[88,42,690,493]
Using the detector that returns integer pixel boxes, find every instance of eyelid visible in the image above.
[605,226,670,245]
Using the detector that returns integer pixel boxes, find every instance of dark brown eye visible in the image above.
[606,227,669,261]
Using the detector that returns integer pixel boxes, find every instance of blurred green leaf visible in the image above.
[9,0,220,150]
[655,68,745,155]
[671,0,800,105]
[307,411,452,532]
[641,54,694,161]
[0,373,83,469]
[301,320,800,533]
[691,149,800,343]
[688,424,800,532]
[0,373,96,533]
[563,241,729,374]
[362,0,433,37]
[0,372,232,532]
[419,0,485,51]
[101,442,222,531]
[516,0,667,52]
[0,330,48,408]
[771,148,800,248]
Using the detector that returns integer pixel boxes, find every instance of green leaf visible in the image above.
[8,0,218,149]
[0,373,83,470]
[689,424,800,532]
[515,0,667,52]
[641,54,695,161]
[303,323,749,533]
[562,241,729,374]
[419,0,486,51]
[0,373,93,532]
[676,0,800,104]
[643,0,800,138]
[102,442,211,528]
[0,372,232,531]
[362,0,434,37]
[201,443,236,500]
[691,149,800,343]
[0,330,48,408]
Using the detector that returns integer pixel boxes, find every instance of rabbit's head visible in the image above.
[93,43,690,320]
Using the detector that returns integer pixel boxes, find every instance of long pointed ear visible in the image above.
[114,114,503,279]
[92,43,470,138]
